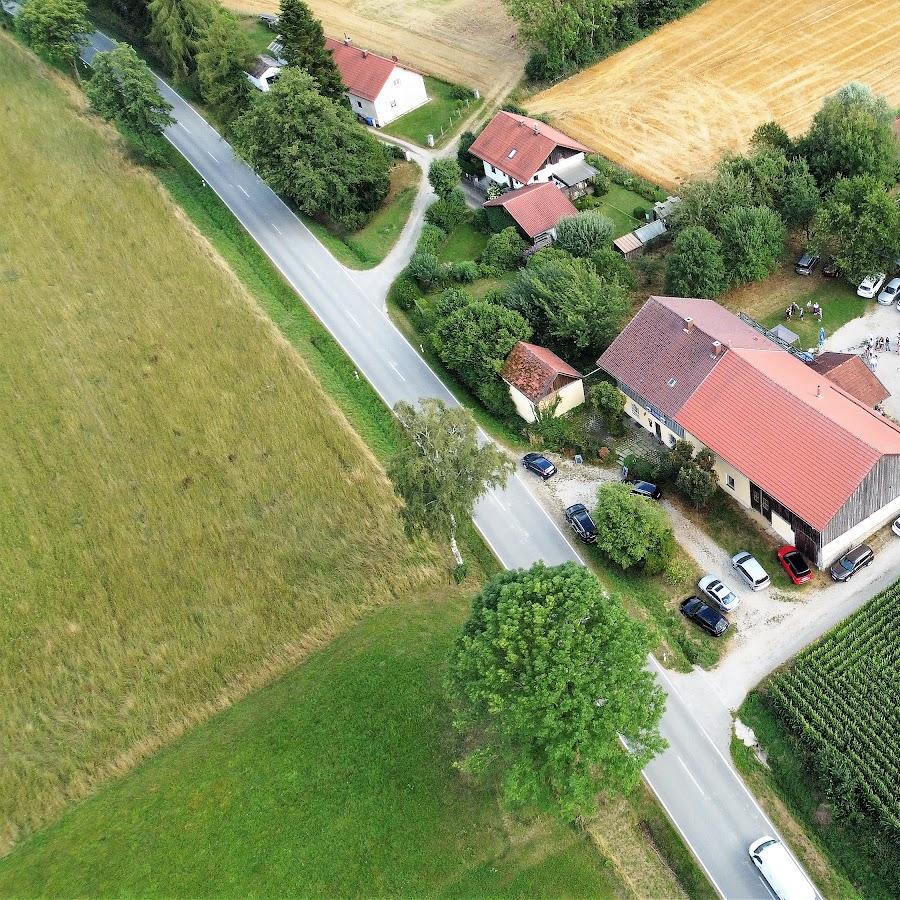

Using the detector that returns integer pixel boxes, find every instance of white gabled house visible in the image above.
[325,37,428,128]
[468,110,596,197]
[246,54,283,92]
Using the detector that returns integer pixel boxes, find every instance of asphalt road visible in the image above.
[82,33,812,898]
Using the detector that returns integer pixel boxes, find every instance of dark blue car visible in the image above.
[522,452,556,480]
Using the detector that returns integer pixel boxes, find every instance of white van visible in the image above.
[748,836,817,900]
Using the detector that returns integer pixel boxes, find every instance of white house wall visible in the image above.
[373,67,428,126]
[621,392,680,448]
[482,151,588,190]
[508,380,585,423]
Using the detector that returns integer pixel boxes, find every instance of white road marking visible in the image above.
[271,223,282,235]
[388,361,406,382]
[676,754,708,798]
[179,122,191,134]
[346,310,361,328]
[238,185,249,197]
[206,150,218,163]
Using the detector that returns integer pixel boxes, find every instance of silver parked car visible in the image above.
[731,551,771,591]
[698,575,740,612]
[876,276,900,305]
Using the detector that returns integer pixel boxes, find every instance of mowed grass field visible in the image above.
[220,0,526,99]
[529,0,900,188]
[0,34,442,855]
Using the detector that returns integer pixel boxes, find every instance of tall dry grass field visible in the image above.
[220,0,526,99]
[529,0,900,188]
[0,35,440,855]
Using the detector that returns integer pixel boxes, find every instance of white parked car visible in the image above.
[749,836,817,900]
[731,551,770,591]
[697,575,740,612]
[857,274,886,299]
[876,277,900,305]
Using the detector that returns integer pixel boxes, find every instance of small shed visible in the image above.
[501,341,584,423]
[768,323,799,346]
[246,55,283,92]
[613,232,643,259]
[653,195,682,222]
[634,219,667,246]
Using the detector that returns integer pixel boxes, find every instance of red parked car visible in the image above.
[777,546,812,585]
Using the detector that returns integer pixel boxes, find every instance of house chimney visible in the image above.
[684,317,693,333]
[816,384,822,398]
[391,54,398,62]
[712,340,722,356]
[362,49,368,58]
[343,33,351,45]
[532,124,540,135]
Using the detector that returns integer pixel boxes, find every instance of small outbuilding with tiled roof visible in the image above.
[808,352,890,409]
[468,110,596,196]
[325,37,428,127]
[598,296,900,567]
[483,183,577,246]
[501,341,584,423]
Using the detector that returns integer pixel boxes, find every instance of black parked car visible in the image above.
[822,257,840,278]
[565,503,597,543]
[829,544,874,582]
[794,252,820,276]
[680,596,729,636]
[522,452,557,480]
[630,479,662,500]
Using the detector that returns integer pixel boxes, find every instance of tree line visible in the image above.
[666,83,900,298]
[14,0,392,229]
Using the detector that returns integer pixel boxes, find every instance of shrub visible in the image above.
[391,275,422,311]
[665,225,727,298]
[554,211,615,257]
[592,170,610,194]
[676,464,718,508]
[408,251,447,290]
[472,208,491,233]
[622,453,659,483]
[593,483,674,574]
[719,205,786,285]
[428,158,463,199]
[383,142,406,161]
[633,205,649,220]
[457,130,482,177]
[417,222,446,255]
[589,248,637,292]
[575,195,601,211]
[588,381,625,436]
[448,84,471,102]
[524,51,549,83]
[425,189,467,232]
[450,260,479,283]
[479,226,527,276]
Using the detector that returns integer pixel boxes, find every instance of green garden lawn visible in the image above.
[596,184,653,238]
[383,76,481,148]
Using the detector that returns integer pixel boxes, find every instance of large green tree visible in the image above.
[665,225,727,298]
[85,43,174,147]
[428,158,462,200]
[447,562,666,819]
[510,252,628,358]
[799,83,898,188]
[17,0,89,81]
[231,67,390,230]
[813,176,900,284]
[196,9,254,126]
[147,0,214,82]
[719,205,786,285]
[593,483,674,574]
[277,0,344,99]
[389,399,512,564]
[777,157,820,238]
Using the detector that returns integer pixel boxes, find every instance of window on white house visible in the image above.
[631,403,639,415]
[726,475,735,490]
[390,99,397,107]
[357,100,362,108]
[507,148,517,159]
[667,377,677,387]
[393,77,400,85]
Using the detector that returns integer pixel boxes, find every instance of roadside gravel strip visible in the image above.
[81,33,807,898]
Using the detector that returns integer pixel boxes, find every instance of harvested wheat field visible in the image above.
[0,35,442,855]
[222,0,525,98]
[529,0,900,189]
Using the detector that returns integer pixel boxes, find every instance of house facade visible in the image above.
[599,296,900,567]
[483,182,577,248]
[325,37,428,127]
[501,342,584,423]
[468,111,596,196]
[246,55,283,92]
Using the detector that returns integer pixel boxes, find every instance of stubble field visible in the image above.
[529,0,900,188]
[0,34,441,855]
[220,0,526,98]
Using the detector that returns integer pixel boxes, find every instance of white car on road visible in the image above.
[749,836,817,900]
[876,276,900,305]
[698,575,741,612]
[857,274,886,298]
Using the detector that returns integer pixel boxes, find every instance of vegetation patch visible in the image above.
[383,75,482,147]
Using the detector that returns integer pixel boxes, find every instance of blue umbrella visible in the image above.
[819,326,826,346]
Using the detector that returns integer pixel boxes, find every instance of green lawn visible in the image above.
[383,75,481,148]
[734,692,883,899]
[595,184,653,238]
[237,15,277,56]
[302,159,420,269]
[0,596,628,898]
[438,220,489,262]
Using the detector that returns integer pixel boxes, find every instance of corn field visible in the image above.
[769,578,900,836]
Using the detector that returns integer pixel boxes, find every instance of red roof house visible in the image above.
[808,352,890,408]
[468,111,594,193]
[483,182,577,242]
[502,342,584,423]
[598,296,900,566]
[325,37,428,127]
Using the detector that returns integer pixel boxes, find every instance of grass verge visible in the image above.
[383,75,482,147]
[734,691,877,899]
[301,159,420,269]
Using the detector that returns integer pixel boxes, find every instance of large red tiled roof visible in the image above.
[600,296,900,531]
[502,341,581,403]
[483,182,578,238]
[808,352,890,408]
[679,349,900,530]
[325,38,408,102]
[468,111,591,184]
[597,296,772,419]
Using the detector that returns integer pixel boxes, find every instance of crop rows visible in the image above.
[769,579,900,834]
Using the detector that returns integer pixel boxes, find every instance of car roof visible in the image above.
[736,553,767,577]
[633,480,655,490]
[845,544,872,561]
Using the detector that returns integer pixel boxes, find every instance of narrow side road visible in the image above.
[81,33,807,898]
